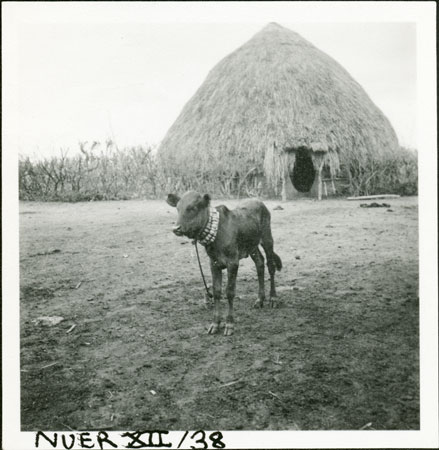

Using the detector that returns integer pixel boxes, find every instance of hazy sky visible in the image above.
[4,3,421,157]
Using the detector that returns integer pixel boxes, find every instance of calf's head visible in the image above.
[166,191,211,239]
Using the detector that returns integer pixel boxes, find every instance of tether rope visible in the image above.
[194,240,213,299]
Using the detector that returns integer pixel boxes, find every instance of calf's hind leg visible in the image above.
[261,241,278,307]
[250,248,266,308]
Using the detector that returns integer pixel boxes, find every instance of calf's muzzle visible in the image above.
[172,225,184,236]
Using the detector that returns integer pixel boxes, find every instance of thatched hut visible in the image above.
[158,23,400,199]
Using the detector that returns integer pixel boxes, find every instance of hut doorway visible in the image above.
[289,147,316,192]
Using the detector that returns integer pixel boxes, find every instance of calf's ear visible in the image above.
[166,193,180,207]
[202,193,211,207]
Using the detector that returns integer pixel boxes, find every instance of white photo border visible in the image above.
[2,2,437,449]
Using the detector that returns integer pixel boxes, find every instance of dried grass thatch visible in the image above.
[158,23,399,194]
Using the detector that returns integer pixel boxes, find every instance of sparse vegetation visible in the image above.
[344,147,418,197]
[19,143,417,201]
[19,141,164,202]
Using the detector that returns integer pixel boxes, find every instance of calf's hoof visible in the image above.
[271,296,283,308]
[270,292,278,308]
[224,323,234,336]
[253,299,264,309]
[207,322,219,334]
[270,298,279,308]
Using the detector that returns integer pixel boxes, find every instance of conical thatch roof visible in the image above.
[158,23,399,192]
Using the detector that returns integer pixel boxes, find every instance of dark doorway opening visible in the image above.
[289,147,316,192]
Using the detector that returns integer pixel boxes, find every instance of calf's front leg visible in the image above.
[207,261,222,334]
[224,261,239,336]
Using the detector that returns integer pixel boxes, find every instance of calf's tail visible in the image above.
[260,203,282,272]
[273,252,282,271]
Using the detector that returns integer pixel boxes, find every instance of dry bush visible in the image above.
[19,142,164,201]
[19,143,417,201]
[345,146,418,197]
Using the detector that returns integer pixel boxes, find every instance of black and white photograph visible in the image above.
[2,2,438,449]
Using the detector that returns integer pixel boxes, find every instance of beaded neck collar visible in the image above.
[196,207,219,246]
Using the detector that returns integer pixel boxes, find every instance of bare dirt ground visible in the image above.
[20,196,419,431]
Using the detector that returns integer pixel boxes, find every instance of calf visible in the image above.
[166,191,282,336]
